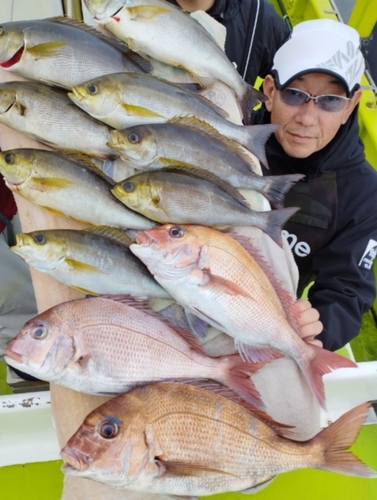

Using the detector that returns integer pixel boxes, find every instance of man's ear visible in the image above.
[262,75,275,112]
[341,89,362,124]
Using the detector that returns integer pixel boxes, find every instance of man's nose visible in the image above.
[294,99,320,125]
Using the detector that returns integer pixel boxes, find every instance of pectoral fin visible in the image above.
[27,41,67,59]
[121,103,164,118]
[35,177,74,190]
[156,459,236,478]
[126,5,171,21]
[65,258,105,274]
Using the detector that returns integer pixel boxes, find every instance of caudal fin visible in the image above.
[316,402,377,477]
[240,123,279,168]
[263,173,305,209]
[258,206,300,247]
[220,355,267,409]
[303,346,357,409]
[240,84,266,126]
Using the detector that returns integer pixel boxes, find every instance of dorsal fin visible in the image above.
[167,116,260,171]
[83,226,134,247]
[177,380,295,433]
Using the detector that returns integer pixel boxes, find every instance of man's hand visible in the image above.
[294,298,323,348]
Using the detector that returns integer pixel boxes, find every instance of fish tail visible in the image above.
[258,206,299,247]
[315,402,377,477]
[302,345,357,409]
[221,356,265,409]
[263,173,305,209]
[240,84,266,126]
[240,123,279,168]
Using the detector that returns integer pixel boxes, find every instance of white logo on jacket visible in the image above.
[283,230,311,258]
[358,239,377,270]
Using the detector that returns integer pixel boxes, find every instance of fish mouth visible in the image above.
[0,45,24,69]
[4,347,24,363]
[12,233,29,250]
[134,231,155,246]
[60,446,92,471]
[67,88,85,104]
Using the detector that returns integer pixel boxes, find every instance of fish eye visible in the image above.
[33,234,46,245]
[4,153,14,164]
[99,418,120,439]
[122,181,134,193]
[30,323,48,340]
[87,84,98,95]
[169,226,185,238]
[128,133,139,144]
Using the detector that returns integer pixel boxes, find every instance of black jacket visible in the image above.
[166,0,290,85]
[251,106,377,351]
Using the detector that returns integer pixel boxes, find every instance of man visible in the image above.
[166,0,290,86]
[251,19,377,351]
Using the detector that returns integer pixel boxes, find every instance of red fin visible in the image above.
[202,268,252,297]
[222,355,266,409]
[304,346,357,409]
[316,402,377,477]
[158,459,236,477]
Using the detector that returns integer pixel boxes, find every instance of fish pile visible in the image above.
[1,2,375,497]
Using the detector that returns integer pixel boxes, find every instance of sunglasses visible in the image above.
[279,87,350,112]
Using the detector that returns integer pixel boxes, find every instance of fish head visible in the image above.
[0,149,33,187]
[61,395,149,486]
[68,76,123,123]
[11,231,67,271]
[130,224,202,280]
[108,126,158,168]
[0,22,25,70]
[111,173,154,214]
[4,310,76,380]
[83,0,126,22]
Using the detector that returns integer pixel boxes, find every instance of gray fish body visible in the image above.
[0,18,150,89]
[69,72,275,162]
[11,227,169,298]
[113,168,298,245]
[98,0,264,119]
[0,81,117,160]
[110,121,303,207]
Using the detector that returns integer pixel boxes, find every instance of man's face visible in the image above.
[263,73,361,158]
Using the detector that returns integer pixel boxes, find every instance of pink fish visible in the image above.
[5,296,264,407]
[130,224,357,408]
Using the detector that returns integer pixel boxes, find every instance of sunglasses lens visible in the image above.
[280,88,307,106]
[316,95,348,112]
[280,88,349,112]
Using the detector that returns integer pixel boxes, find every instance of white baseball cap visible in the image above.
[272,19,365,96]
